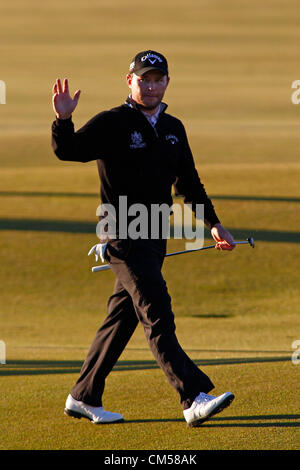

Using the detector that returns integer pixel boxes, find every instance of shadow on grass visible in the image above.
[211,195,300,203]
[1,191,300,204]
[0,217,300,244]
[0,191,99,199]
[188,314,234,318]
[125,414,300,427]
[0,355,292,376]
[0,218,95,234]
[200,414,300,428]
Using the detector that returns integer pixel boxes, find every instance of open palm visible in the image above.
[52,78,81,119]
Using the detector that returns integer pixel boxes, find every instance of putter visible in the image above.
[91,237,255,273]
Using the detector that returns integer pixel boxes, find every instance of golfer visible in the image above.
[51,50,235,427]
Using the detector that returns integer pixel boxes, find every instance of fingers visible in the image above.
[52,82,57,95]
[73,89,81,103]
[210,225,222,242]
[63,78,69,94]
[88,245,97,256]
[53,78,80,100]
[52,77,80,118]
[54,78,69,94]
[211,224,236,251]
[215,240,235,251]
[56,78,63,94]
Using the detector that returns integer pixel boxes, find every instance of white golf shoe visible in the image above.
[183,392,234,427]
[64,394,124,424]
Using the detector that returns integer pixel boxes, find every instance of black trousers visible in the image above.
[71,238,214,410]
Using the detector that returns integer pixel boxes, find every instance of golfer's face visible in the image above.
[127,70,169,111]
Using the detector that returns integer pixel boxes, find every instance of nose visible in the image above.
[147,81,156,91]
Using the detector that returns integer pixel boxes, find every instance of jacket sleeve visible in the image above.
[51,112,112,163]
[174,123,220,228]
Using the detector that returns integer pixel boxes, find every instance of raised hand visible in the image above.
[52,78,81,119]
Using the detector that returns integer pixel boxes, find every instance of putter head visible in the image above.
[247,237,255,248]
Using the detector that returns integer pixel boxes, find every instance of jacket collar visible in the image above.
[125,95,168,114]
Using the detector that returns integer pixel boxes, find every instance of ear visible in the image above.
[126,74,133,88]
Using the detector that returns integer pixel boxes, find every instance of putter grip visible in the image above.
[92,264,111,272]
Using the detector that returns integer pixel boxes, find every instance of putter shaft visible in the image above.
[91,237,254,272]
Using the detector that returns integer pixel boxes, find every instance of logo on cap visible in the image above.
[141,53,163,64]
[129,50,168,75]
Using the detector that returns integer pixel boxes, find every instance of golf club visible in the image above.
[91,237,255,273]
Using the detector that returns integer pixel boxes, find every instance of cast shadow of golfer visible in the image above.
[2,360,299,428]
[0,355,291,376]
[2,191,300,204]
[0,217,299,244]
[1,191,300,242]
[124,414,300,427]
[198,414,300,428]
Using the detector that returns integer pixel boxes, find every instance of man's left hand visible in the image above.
[88,242,108,262]
[211,223,236,251]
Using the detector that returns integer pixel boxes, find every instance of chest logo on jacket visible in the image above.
[165,134,179,145]
[130,131,147,149]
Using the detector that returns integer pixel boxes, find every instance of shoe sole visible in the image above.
[64,408,124,424]
[188,393,235,428]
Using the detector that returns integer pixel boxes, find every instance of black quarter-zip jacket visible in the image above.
[51,98,220,232]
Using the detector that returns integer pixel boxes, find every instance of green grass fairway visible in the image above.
[1,0,300,451]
